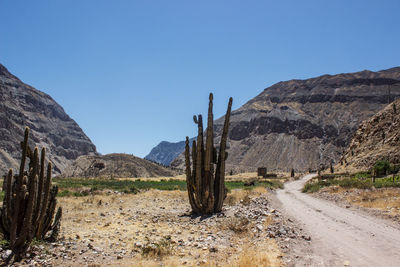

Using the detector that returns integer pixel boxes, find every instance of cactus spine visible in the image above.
[0,127,62,261]
[185,93,232,214]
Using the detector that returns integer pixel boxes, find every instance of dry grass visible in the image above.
[225,189,251,206]
[222,216,250,234]
[227,241,284,267]
[226,187,268,206]
[226,172,291,182]
[347,188,400,215]
[51,187,283,267]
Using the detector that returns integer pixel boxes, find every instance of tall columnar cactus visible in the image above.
[185,93,232,214]
[0,127,62,261]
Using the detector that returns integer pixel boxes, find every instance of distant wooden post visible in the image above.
[257,167,267,177]
[372,170,376,183]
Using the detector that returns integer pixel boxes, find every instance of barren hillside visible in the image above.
[62,153,177,178]
[171,67,400,172]
[0,64,97,174]
[338,99,400,171]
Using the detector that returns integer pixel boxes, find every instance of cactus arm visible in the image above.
[22,148,39,242]
[191,139,202,210]
[0,169,13,238]
[204,93,214,173]
[204,93,215,213]
[48,207,62,241]
[185,137,199,213]
[41,186,58,238]
[195,114,204,210]
[10,127,29,247]
[214,97,232,212]
[184,137,192,186]
[191,140,197,184]
[36,162,52,238]
[33,148,45,228]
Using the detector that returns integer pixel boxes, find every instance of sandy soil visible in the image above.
[5,188,291,266]
[276,174,400,267]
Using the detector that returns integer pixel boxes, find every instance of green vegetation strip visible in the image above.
[51,178,283,197]
[302,175,400,193]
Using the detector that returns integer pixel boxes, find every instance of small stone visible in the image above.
[117,255,123,260]
[268,232,276,238]
[343,260,350,266]
[279,228,287,235]
[4,250,12,259]
[302,235,311,241]
[209,247,218,253]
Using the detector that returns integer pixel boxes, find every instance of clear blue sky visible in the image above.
[1,1,399,157]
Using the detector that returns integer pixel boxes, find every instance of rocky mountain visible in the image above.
[0,64,97,174]
[145,138,194,166]
[338,99,400,172]
[170,67,400,172]
[62,153,177,178]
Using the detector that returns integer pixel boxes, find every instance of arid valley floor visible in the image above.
[2,173,400,266]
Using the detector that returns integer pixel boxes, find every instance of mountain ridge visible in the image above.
[0,63,97,174]
[166,66,400,172]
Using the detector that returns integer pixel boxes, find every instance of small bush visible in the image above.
[225,217,250,233]
[374,160,391,176]
[141,235,172,258]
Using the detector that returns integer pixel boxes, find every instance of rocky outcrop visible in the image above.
[62,153,177,178]
[0,64,97,174]
[171,67,400,172]
[338,99,400,172]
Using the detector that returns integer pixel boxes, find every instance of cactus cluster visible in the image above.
[0,127,62,260]
[184,93,232,214]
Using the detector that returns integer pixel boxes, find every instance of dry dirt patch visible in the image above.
[315,186,400,223]
[14,188,286,266]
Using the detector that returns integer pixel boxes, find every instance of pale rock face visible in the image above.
[170,67,400,172]
[145,138,196,166]
[145,140,187,166]
[0,64,97,175]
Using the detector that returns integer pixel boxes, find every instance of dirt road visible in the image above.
[276,174,400,267]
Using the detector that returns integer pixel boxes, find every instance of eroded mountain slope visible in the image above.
[0,64,97,174]
[171,67,400,172]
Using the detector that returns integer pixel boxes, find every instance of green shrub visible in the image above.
[374,160,391,176]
